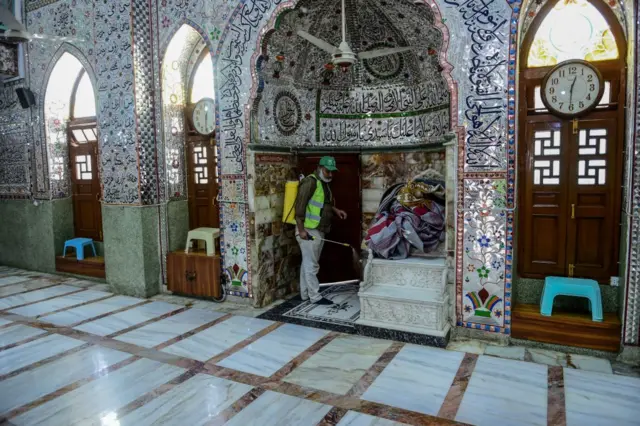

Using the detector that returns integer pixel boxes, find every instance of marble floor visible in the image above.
[0,266,639,426]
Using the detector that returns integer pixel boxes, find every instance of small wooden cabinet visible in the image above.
[166,251,222,298]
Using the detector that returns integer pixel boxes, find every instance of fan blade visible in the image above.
[0,6,27,32]
[358,46,415,60]
[297,30,337,54]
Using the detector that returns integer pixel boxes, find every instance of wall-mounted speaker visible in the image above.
[15,87,36,109]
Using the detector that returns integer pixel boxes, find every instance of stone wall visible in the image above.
[249,153,300,307]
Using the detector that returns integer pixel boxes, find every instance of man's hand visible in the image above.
[335,208,347,220]
[299,230,310,240]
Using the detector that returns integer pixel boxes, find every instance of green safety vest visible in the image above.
[304,174,331,229]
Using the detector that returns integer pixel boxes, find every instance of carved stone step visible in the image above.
[368,257,447,294]
[357,285,450,337]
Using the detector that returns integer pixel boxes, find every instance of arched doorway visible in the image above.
[44,53,101,239]
[518,0,626,283]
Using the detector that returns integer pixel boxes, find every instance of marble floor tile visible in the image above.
[119,373,253,425]
[0,285,81,310]
[284,334,392,395]
[74,301,182,336]
[0,324,46,347]
[456,355,548,426]
[446,340,487,355]
[0,334,85,376]
[362,344,464,415]
[224,390,332,426]
[0,318,12,327]
[115,309,226,348]
[0,280,56,297]
[40,295,142,326]
[564,368,640,426]
[217,323,329,377]
[8,290,111,318]
[527,348,568,367]
[0,346,131,415]
[162,315,274,361]
[337,411,408,426]
[484,345,526,361]
[567,354,613,374]
[12,358,185,426]
[0,276,29,287]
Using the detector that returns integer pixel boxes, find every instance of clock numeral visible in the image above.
[569,66,577,75]
[589,84,595,91]
[552,96,558,103]
[549,87,555,94]
[559,70,566,78]
[587,93,592,101]
[579,101,584,108]
[587,74,593,82]
[581,68,585,75]
[551,78,559,85]
[559,102,564,110]
[569,103,574,111]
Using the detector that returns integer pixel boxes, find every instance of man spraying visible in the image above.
[295,156,347,305]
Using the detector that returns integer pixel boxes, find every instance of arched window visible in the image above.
[190,53,214,104]
[72,70,97,119]
[527,0,619,68]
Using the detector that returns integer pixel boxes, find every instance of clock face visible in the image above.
[192,98,216,135]
[542,60,604,118]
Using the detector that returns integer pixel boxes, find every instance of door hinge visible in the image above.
[571,204,575,219]
[572,119,579,135]
[568,264,575,277]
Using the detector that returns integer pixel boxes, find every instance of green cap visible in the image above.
[319,156,338,171]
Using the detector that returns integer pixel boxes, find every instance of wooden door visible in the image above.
[186,136,219,230]
[519,118,569,277]
[68,122,102,241]
[299,154,361,283]
[519,115,621,283]
[567,116,620,281]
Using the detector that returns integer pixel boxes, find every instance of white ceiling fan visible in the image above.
[0,6,84,43]
[296,0,416,72]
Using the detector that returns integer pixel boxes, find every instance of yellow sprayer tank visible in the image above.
[282,180,299,224]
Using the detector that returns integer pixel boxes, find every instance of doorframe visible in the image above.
[516,0,627,286]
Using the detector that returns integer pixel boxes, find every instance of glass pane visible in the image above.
[191,55,215,104]
[534,86,546,110]
[527,0,618,68]
[73,72,97,118]
[72,129,87,143]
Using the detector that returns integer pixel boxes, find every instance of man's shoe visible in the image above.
[314,297,334,305]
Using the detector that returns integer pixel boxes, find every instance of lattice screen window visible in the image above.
[578,128,607,185]
[75,155,93,180]
[193,146,208,184]
[533,130,561,185]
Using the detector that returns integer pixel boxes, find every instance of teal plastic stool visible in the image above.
[540,276,603,322]
[63,238,96,261]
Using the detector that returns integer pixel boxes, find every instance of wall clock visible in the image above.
[191,97,216,135]
[541,59,604,119]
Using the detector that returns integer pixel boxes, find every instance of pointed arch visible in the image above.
[41,45,99,199]
[521,0,626,68]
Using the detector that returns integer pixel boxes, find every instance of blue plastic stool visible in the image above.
[540,276,603,322]
[63,238,96,261]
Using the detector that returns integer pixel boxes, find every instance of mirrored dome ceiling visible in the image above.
[260,0,448,91]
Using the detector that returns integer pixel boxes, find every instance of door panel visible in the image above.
[69,124,103,242]
[299,154,361,283]
[519,119,568,277]
[567,119,619,280]
[187,137,219,230]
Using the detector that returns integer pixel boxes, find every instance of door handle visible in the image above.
[185,271,196,282]
[571,204,575,219]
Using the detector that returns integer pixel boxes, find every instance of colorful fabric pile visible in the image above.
[365,178,446,260]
